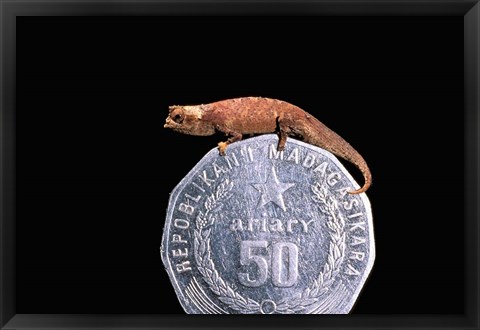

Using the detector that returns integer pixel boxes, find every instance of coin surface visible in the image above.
[161,134,375,314]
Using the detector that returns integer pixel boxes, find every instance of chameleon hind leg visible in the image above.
[277,116,294,151]
[277,114,307,151]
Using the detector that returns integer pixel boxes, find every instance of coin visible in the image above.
[161,134,375,314]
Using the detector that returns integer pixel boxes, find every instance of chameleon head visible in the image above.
[164,105,215,136]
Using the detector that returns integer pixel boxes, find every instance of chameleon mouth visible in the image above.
[164,118,182,131]
[164,118,173,128]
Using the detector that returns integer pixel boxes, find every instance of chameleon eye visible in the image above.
[171,109,184,124]
[173,114,184,123]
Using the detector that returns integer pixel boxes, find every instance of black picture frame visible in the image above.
[1,1,478,329]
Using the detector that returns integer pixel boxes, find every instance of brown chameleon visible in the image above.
[164,97,371,194]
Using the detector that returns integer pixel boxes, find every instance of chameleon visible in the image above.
[164,97,371,194]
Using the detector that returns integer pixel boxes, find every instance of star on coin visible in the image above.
[252,166,295,211]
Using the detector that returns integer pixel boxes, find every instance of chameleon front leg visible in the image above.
[216,126,242,155]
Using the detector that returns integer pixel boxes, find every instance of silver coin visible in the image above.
[161,134,375,314]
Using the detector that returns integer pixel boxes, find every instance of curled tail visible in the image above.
[292,113,372,194]
[340,150,372,195]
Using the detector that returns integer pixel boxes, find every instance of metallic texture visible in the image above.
[161,135,375,314]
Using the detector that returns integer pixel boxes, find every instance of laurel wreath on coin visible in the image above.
[193,178,261,313]
[193,178,345,314]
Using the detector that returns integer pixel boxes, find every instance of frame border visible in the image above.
[1,1,478,329]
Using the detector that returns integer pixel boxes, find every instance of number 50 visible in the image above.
[238,240,299,287]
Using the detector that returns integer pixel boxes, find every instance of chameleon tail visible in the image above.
[342,152,372,195]
[300,115,372,195]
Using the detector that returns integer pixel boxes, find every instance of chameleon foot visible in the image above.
[218,141,228,155]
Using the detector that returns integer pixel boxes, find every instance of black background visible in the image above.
[16,17,463,314]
